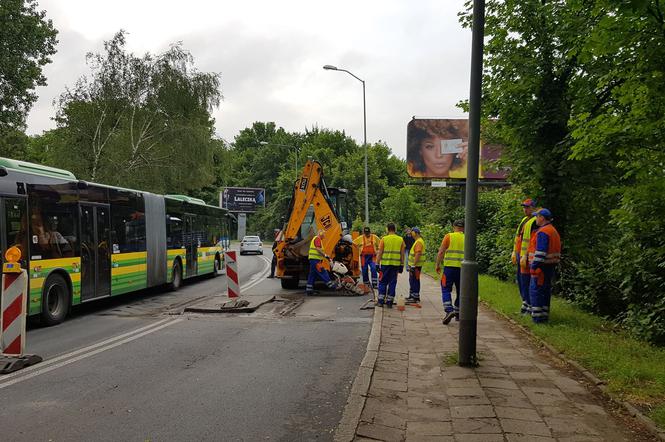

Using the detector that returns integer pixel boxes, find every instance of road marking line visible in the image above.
[0,318,183,389]
[2,318,172,381]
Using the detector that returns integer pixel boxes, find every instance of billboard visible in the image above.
[220,187,266,212]
[406,118,508,179]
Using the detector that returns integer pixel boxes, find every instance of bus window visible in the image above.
[166,215,183,249]
[28,201,76,259]
[110,190,146,253]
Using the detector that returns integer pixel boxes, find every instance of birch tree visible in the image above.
[51,31,221,193]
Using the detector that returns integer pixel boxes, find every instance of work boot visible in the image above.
[376,300,384,307]
[386,301,393,309]
[405,296,419,304]
[442,311,456,325]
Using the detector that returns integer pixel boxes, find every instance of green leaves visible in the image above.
[470,0,665,343]
[0,0,58,129]
[44,31,221,194]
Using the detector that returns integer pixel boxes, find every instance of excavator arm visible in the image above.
[275,160,358,283]
[276,160,341,266]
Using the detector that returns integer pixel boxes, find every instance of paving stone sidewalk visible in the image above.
[353,272,646,442]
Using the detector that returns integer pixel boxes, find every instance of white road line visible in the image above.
[3,318,173,381]
[1,255,272,387]
[0,318,183,389]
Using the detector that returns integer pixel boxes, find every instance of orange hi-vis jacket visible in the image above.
[354,234,379,256]
[528,223,561,272]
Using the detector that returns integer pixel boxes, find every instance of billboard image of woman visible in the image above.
[407,119,469,178]
[406,118,508,180]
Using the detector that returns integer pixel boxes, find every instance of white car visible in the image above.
[239,236,263,255]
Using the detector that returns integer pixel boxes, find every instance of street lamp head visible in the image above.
[323,64,338,71]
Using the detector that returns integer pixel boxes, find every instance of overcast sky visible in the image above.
[26,0,471,159]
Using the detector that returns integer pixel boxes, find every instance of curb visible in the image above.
[483,301,665,442]
[333,303,383,442]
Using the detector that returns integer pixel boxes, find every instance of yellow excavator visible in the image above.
[275,160,363,292]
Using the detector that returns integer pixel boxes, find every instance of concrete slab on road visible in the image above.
[183,294,276,313]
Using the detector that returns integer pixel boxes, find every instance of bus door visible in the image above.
[184,214,197,277]
[80,204,111,300]
[1,197,28,269]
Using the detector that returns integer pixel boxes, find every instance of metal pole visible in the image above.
[362,80,369,225]
[459,0,485,367]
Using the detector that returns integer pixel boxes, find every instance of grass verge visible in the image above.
[421,262,665,428]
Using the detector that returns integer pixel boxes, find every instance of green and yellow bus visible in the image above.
[0,158,233,325]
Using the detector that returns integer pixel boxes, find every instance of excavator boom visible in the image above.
[275,160,359,288]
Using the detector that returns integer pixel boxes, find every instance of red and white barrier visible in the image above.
[1,270,28,356]
[225,251,239,298]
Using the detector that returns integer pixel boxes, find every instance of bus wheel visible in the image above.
[41,274,70,326]
[169,261,183,291]
[213,256,222,277]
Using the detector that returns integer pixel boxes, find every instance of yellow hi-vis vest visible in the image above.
[308,237,325,260]
[519,216,537,258]
[408,237,425,267]
[380,234,403,266]
[443,232,464,268]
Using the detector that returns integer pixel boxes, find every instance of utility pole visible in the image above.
[458,0,485,367]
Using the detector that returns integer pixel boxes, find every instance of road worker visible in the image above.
[353,226,380,288]
[436,219,464,325]
[406,227,425,304]
[376,222,405,308]
[513,198,538,314]
[528,208,561,323]
[305,229,336,295]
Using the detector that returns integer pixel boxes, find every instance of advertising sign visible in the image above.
[406,118,508,179]
[220,187,266,212]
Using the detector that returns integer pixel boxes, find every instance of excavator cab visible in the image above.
[327,187,350,234]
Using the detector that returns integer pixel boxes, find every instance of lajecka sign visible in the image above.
[219,187,266,212]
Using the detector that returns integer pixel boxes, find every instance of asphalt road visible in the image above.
[0,248,372,441]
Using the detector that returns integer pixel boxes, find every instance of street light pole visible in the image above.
[459,0,486,367]
[323,65,369,225]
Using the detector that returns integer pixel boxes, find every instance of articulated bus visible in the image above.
[0,158,234,325]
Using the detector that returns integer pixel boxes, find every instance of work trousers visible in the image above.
[361,254,378,287]
[529,265,555,323]
[408,266,422,300]
[377,265,400,305]
[441,266,461,313]
[306,259,334,294]
[516,255,531,313]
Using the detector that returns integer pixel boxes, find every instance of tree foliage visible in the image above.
[46,31,221,193]
[0,0,57,130]
[460,0,665,343]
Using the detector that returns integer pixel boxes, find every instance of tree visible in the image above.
[380,187,422,229]
[0,0,57,129]
[49,31,221,193]
[459,0,665,343]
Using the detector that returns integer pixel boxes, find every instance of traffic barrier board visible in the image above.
[225,251,239,298]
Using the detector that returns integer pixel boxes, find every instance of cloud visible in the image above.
[26,0,472,159]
